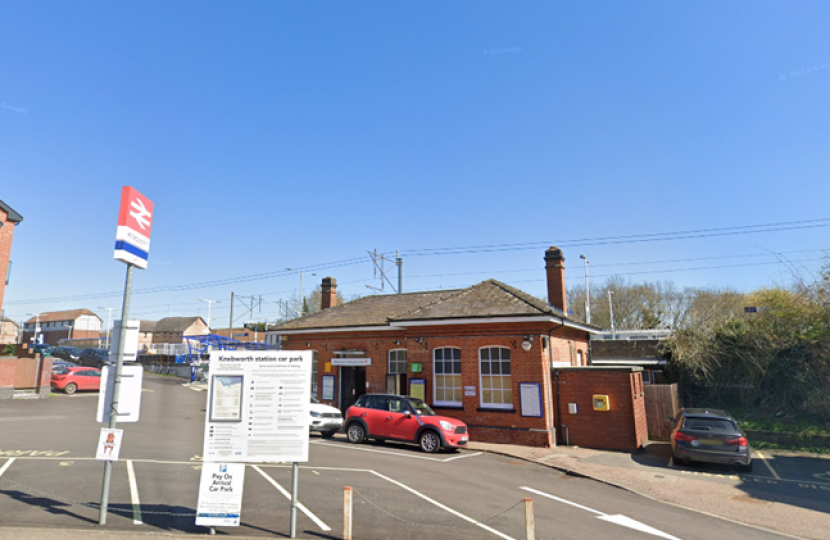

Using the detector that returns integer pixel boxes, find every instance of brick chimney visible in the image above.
[544,247,567,313]
[321,277,337,310]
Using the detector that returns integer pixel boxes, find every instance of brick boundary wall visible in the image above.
[0,358,16,399]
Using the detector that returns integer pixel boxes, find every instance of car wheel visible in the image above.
[347,423,366,444]
[64,383,78,395]
[419,430,441,453]
[321,430,337,439]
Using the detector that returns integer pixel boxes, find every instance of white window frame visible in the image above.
[433,346,462,407]
[478,346,513,409]
[388,349,407,374]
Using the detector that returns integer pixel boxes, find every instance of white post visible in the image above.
[343,486,353,540]
[580,255,590,324]
[524,498,535,540]
[608,290,615,338]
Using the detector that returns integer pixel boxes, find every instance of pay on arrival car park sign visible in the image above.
[114,186,154,269]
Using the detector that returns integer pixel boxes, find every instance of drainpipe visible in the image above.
[547,320,565,447]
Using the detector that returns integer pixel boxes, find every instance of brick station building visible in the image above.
[0,200,24,320]
[268,247,636,448]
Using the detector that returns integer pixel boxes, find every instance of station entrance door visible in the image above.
[339,366,366,412]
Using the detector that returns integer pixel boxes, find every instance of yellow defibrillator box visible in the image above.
[592,395,610,411]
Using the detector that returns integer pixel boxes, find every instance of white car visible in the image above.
[310,396,343,438]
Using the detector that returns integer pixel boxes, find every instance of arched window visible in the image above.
[479,346,512,408]
[433,347,462,406]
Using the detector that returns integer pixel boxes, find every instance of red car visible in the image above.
[344,394,468,453]
[51,366,101,395]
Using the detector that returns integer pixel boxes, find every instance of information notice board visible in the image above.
[202,351,312,463]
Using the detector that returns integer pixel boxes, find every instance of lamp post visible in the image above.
[608,291,615,339]
[579,255,590,324]
[198,299,221,329]
[26,313,40,344]
[286,268,317,315]
[99,307,116,350]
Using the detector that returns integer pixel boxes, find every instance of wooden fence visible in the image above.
[644,384,680,441]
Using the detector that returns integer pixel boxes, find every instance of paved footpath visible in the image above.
[467,440,830,540]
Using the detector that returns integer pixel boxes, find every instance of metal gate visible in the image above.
[14,358,40,390]
[644,384,680,441]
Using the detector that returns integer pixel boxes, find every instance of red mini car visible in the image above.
[51,366,101,395]
[344,394,468,453]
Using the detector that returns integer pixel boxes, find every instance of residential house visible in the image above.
[0,200,23,320]
[138,320,157,352]
[210,327,266,343]
[267,247,599,447]
[152,316,209,344]
[0,316,18,345]
[22,309,103,346]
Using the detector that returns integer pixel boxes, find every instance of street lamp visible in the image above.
[580,255,590,324]
[25,313,40,344]
[198,299,221,329]
[286,268,317,314]
[608,291,616,339]
[99,307,116,349]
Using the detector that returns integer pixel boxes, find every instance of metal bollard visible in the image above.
[525,498,535,540]
[343,486,354,540]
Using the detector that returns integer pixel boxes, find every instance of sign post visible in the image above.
[99,187,153,526]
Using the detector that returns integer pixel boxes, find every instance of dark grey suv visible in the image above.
[668,408,752,472]
[78,348,111,368]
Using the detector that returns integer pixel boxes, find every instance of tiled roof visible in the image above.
[269,280,597,332]
[24,309,101,324]
[155,316,205,332]
[139,320,158,332]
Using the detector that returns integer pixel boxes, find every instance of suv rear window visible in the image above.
[683,417,736,432]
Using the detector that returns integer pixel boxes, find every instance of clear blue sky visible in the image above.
[2,1,829,327]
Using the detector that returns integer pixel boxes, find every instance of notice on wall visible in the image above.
[464,386,476,397]
[95,428,124,461]
[203,351,311,463]
[322,374,335,401]
[519,382,543,418]
[196,463,246,527]
[409,378,426,401]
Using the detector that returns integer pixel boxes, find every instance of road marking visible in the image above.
[312,441,482,463]
[371,470,516,540]
[126,460,143,525]
[521,487,682,540]
[59,461,74,467]
[0,450,70,457]
[755,451,781,480]
[0,458,15,478]
[251,465,331,532]
[813,471,830,481]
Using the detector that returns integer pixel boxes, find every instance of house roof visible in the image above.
[24,309,101,324]
[269,279,599,333]
[139,320,158,332]
[154,316,206,332]
[0,199,23,224]
[0,316,18,326]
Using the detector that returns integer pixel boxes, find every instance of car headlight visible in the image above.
[439,420,453,431]
[310,411,322,418]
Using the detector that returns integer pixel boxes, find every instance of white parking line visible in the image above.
[371,470,516,540]
[755,451,782,480]
[312,441,482,462]
[0,458,15,478]
[251,465,331,532]
[126,460,143,525]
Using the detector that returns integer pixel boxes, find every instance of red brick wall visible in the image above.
[280,322,591,447]
[556,368,647,451]
[38,356,53,387]
[0,358,17,387]
[0,208,16,318]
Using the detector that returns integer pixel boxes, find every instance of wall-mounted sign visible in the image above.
[322,374,335,401]
[114,186,154,269]
[464,386,476,397]
[331,357,371,367]
[409,362,423,373]
[409,378,426,401]
[519,382,542,418]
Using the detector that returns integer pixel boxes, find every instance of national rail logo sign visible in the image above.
[114,186,154,269]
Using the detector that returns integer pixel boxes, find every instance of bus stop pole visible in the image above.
[98,263,134,525]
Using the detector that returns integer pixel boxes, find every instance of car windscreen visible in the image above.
[406,399,436,416]
[683,417,736,432]
[53,368,71,375]
[310,396,320,404]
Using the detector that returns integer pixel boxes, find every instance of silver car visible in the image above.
[668,408,752,472]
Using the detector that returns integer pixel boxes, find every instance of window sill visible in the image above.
[476,407,517,413]
[432,405,465,411]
